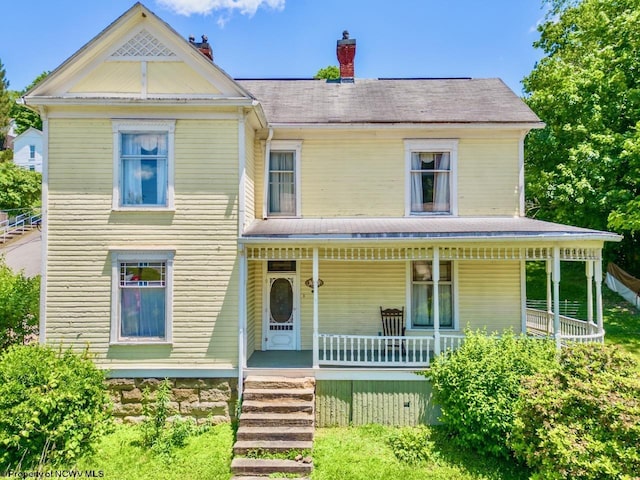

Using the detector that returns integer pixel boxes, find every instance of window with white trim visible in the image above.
[266,141,301,217]
[405,139,458,215]
[111,251,173,343]
[410,260,454,328]
[29,145,35,159]
[113,120,175,210]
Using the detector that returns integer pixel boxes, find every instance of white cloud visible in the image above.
[156,0,285,18]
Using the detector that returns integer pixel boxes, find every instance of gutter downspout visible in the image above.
[262,128,274,219]
[238,109,247,235]
[37,105,48,344]
[518,130,527,217]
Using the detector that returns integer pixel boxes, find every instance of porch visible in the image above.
[238,218,618,376]
[245,307,601,370]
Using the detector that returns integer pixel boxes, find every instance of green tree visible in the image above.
[0,162,41,212]
[524,0,640,271]
[314,65,340,80]
[0,59,12,147]
[9,71,48,135]
[0,258,39,351]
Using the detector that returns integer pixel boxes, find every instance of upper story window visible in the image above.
[29,145,36,159]
[405,139,458,216]
[112,120,175,210]
[265,140,301,217]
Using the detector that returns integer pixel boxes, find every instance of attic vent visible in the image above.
[111,29,176,58]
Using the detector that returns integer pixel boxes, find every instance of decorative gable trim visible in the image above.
[110,28,177,60]
[23,2,256,103]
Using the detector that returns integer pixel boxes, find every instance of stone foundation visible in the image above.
[106,377,238,424]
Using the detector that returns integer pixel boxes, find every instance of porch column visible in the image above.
[553,246,561,350]
[586,260,594,324]
[312,247,319,368]
[433,247,441,356]
[546,259,553,334]
[595,255,604,336]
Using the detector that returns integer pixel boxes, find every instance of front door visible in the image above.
[264,274,298,350]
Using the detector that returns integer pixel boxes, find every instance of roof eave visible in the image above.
[263,121,546,130]
[23,96,257,107]
[239,233,622,244]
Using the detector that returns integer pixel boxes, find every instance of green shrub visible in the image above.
[0,258,39,350]
[0,344,112,471]
[426,329,557,458]
[387,426,439,464]
[140,378,199,459]
[511,343,640,479]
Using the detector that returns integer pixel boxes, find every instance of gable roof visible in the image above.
[13,127,43,142]
[24,2,254,104]
[237,78,541,126]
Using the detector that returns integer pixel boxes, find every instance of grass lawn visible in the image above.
[312,424,529,480]
[66,423,526,480]
[526,261,640,363]
[72,423,234,480]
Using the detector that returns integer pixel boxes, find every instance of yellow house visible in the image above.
[25,3,620,425]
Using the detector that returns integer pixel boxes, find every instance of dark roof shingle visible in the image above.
[236,78,541,125]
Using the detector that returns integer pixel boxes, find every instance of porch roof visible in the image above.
[241,217,621,243]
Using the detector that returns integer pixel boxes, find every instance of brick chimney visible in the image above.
[336,30,356,82]
[189,34,213,61]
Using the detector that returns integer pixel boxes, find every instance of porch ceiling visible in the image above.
[242,217,620,242]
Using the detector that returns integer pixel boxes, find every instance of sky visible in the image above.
[0,0,548,95]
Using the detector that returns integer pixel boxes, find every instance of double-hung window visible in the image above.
[111,250,174,343]
[266,141,301,217]
[405,139,458,215]
[113,120,175,210]
[410,260,454,329]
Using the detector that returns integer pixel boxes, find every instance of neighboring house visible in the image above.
[24,3,620,425]
[12,127,43,172]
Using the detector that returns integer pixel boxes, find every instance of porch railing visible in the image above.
[317,333,465,367]
[526,308,604,343]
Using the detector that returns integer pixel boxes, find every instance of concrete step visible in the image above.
[241,399,314,414]
[243,387,315,402]
[231,458,312,476]
[236,426,314,442]
[233,440,313,455]
[244,375,315,390]
[239,411,314,427]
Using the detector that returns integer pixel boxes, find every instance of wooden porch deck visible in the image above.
[247,350,313,368]
[246,349,434,369]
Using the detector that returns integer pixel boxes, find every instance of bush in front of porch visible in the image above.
[424,329,557,459]
[511,343,640,479]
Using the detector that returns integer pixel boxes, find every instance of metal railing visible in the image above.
[1,210,41,243]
